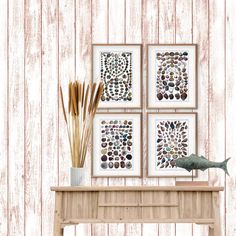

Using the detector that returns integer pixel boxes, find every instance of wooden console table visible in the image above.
[51,186,223,236]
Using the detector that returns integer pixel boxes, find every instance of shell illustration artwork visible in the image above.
[173,154,231,175]
[156,51,189,102]
[156,119,189,169]
[100,51,132,102]
[100,119,133,170]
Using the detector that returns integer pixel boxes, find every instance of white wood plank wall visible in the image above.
[0,0,235,235]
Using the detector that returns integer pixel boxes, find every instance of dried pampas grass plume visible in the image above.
[60,80,103,168]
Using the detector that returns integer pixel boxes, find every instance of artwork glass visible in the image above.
[147,113,197,177]
[93,113,142,177]
[100,51,132,102]
[93,44,141,108]
[148,45,196,108]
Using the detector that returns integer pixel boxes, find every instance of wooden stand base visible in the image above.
[175,181,209,186]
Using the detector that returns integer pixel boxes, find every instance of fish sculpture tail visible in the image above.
[220,157,231,176]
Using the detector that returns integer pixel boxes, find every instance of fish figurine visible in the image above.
[172,154,231,176]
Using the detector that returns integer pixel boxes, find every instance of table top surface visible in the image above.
[51,186,224,192]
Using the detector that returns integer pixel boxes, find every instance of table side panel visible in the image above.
[179,192,213,219]
[62,192,98,219]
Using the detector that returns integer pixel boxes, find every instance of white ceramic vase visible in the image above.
[70,167,86,186]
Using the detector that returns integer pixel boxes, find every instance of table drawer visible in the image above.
[98,191,142,219]
[98,191,179,220]
[141,191,179,219]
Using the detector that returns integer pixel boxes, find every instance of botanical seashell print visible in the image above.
[156,119,189,169]
[100,119,133,170]
[100,52,132,102]
[156,51,189,102]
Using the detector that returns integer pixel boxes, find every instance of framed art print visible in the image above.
[92,44,142,108]
[147,112,197,177]
[92,112,142,177]
[147,44,197,108]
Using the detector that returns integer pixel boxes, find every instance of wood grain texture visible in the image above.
[75,0,92,235]
[8,0,25,235]
[52,187,222,236]
[58,0,76,234]
[192,0,209,235]
[91,1,109,236]
[108,1,126,235]
[142,0,159,235]
[108,0,125,44]
[53,192,63,236]
[24,0,42,235]
[175,0,193,235]
[158,0,176,235]
[192,0,209,184]
[175,0,192,43]
[225,0,236,235]
[208,0,226,236]
[92,0,108,43]
[1,0,236,235]
[51,186,224,191]
[125,0,142,235]
[159,0,175,43]
[41,0,58,235]
[0,0,8,235]
[58,0,75,186]
[125,0,142,44]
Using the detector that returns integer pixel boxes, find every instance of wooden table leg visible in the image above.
[54,192,63,236]
[209,224,214,236]
[208,192,221,236]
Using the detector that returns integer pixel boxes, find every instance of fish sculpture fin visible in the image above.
[199,155,207,160]
[220,157,231,176]
[189,154,195,158]
[189,154,207,160]
[200,167,208,171]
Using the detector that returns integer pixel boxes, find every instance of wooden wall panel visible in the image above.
[75,0,92,235]
[142,0,159,235]
[158,1,176,235]
[58,0,75,187]
[1,0,236,235]
[159,0,175,43]
[192,0,209,235]
[125,0,142,235]
[192,0,209,188]
[24,0,42,235]
[175,0,192,43]
[226,0,236,235]
[108,0,125,44]
[0,1,8,235]
[125,0,142,44]
[8,0,25,235]
[91,0,109,235]
[41,0,58,235]
[58,0,76,234]
[209,0,226,235]
[108,1,126,235]
[175,0,193,235]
